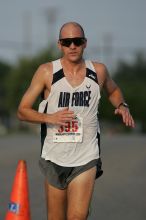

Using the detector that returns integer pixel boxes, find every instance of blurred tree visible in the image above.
[0,61,12,127]
[114,53,146,132]
[100,52,146,132]
[5,46,60,113]
[2,49,146,133]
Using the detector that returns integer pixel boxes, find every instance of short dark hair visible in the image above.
[59,22,85,39]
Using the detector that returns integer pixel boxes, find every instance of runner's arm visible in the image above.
[17,64,74,126]
[17,64,51,123]
[95,63,135,127]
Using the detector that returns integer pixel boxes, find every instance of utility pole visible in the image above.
[23,11,32,56]
[102,32,113,70]
[44,7,58,47]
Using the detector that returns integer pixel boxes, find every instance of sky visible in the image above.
[0,0,146,70]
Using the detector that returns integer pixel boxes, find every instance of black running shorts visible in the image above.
[39,158,103,189]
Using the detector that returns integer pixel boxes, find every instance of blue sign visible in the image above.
[8,202,20,214]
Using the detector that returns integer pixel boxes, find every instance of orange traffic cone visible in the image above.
[5,160,31,220]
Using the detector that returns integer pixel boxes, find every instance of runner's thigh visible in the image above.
[46,182,67,220]
[67,166,96,220]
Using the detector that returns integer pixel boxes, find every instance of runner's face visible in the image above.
[58,26,87,62]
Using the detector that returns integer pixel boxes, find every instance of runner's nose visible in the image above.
[70,42,76,48]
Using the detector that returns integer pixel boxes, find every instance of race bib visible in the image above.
[53,116,83,143]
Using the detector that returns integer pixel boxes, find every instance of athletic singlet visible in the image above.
[38,59,101,167]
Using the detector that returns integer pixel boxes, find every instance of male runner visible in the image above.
[17,22,135,220]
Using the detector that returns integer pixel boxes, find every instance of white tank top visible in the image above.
[38,59,101,167]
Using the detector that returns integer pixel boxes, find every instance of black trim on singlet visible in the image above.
[96,132,101,155]
[40,68,64,154]
[96,131,103,178]
[41,91,45,100]
[40,102,48,155]
[52,69,65,85]
[52,67,98,85]
[86,68,99,84]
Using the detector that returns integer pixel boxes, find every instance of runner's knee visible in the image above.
[67,212,87,220]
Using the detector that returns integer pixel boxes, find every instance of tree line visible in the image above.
[0,47,146,133]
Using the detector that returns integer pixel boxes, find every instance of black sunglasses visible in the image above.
[59,37,86,47]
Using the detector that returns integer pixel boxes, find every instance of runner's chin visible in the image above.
[68,53,81,62]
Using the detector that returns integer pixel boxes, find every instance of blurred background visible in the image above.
[0,0,146,219]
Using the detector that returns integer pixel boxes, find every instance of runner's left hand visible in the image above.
[114,107,135,128]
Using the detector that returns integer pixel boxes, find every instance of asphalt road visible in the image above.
[0,133,146,220]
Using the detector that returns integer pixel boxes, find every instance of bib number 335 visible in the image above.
[58,120,78,133]
[53,116,83,143]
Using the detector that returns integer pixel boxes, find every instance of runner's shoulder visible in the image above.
[37,62,52,76]
[33,62,53,83]
[92,61,109,81]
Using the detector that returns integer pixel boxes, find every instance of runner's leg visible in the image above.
[67,167,96,220]
[45,179,67,220]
